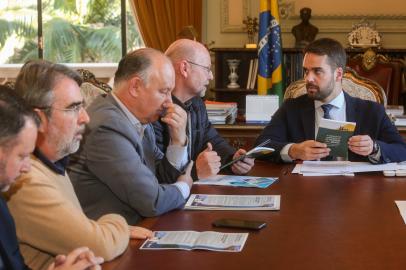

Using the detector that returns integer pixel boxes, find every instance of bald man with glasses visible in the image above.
[153,39,255,181]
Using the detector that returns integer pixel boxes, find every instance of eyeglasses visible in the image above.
[38,102,86,114]
[186,60,212,74]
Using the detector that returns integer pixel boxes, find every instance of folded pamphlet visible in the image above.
[140,231,248,252]
[220,146,274,170]
[185,194,280,210]
[195,175,277,189]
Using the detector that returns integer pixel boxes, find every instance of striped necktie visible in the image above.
[321,104,334,119]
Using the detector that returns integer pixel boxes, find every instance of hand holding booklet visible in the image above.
[220,140,274,170]
[316,118,356,158]
[140,231,248,252]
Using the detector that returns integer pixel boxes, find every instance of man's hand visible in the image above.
[161,102,187,146]
[47,247,103,270]
[177,161,194,188]
[129,226,153,239]
[288,140,330,161]
[231,149,255,175]
[196,143,221,179]
[348,135,374,156]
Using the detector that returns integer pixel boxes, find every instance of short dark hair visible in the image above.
[0,85,40,147]
[14,60,82,110]
[303,38,347,71]
[114,48,163,87]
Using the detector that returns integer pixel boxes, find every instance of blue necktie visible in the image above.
[321,104,334,119]
[320,104,335,161]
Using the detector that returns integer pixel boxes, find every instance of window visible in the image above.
[0,0,143,64]
[0,0,38,64]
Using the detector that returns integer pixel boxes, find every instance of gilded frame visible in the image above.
[220,0,250,33]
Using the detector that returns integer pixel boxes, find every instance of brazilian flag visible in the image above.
[257,0,283,102]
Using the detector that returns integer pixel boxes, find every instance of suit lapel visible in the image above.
[344,92,357,123]
[106,94,146,162]
[301,96,316,139]
[344,92,359,160]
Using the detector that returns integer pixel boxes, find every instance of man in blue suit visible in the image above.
[0,85,103,270]
[256,38,406,163]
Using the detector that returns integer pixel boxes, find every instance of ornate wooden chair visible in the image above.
[284,67,387,106]
[347,48,405,105]
[77,69,112,108]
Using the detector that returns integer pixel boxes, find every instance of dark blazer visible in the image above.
[0,197,29,270]
[152,95,236,180]
[68,94,186,225]
[256,92,406,163]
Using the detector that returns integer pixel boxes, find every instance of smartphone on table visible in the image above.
[212,218,266,230]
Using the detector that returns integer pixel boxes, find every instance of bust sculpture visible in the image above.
[291,7,318,48]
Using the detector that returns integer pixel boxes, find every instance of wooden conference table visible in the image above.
[103,161,406,270]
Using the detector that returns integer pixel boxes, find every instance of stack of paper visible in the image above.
[394,115,406,127]
[205,100,237,124]
[293,161,398,176]
[385,105,404,116]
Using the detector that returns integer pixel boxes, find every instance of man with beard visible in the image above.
[4,61,152,270]
[0,85,104,270]
[255,38,406,163]
[153,39,254,180]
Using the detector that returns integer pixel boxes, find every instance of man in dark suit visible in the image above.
[153,39,254,180]
[256,38,406,163]
[0,85,103,270]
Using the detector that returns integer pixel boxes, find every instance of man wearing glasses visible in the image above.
[4,60,152,270]
[153,39,254,181]
[0,84,104,270]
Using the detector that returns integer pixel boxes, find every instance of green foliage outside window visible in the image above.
[0,0,143,64]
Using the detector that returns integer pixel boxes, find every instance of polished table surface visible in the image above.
[103,161,406,270]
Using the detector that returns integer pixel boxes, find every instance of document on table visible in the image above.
[140,231,248,252]
[293,161,397,176]
[185,194,280,210]
[195,175,277,188]
[395,201,406,224]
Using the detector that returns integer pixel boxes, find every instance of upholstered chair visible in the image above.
[347,49,405,105]
[77,69,112,108]
[284,67,387,106]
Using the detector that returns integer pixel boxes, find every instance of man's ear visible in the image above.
[33,108,48,133]
[335,67,344,81]
[128,76,143,97]
[179,60,189,78]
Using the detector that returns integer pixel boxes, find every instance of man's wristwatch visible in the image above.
[370,140,380,156]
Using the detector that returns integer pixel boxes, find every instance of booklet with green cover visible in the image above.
[316,118,356,158]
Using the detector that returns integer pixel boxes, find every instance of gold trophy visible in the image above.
[243,16,258,48]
